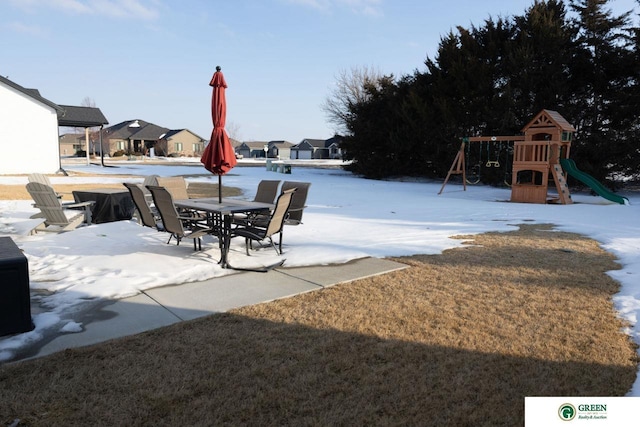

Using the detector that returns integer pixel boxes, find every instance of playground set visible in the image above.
[439,109,629,205]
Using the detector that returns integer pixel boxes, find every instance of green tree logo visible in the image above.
[558,403,576,421]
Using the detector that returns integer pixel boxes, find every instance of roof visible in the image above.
[325,135,343,146]
[1,76,109,128]
[291,140,315,150]
[58,105,109,127]
[103,119,169,140]
[239,140,270,149]
[301,138,327,148]
[267,140,294,147]
[161,129,183,139]
[130,123,170,140]
[0,75,63,113]
[161,129,207,141]
[522,109,576,132]
[239,138,332,150]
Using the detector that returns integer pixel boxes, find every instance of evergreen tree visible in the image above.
[507,0,575,123]
[340,75,403,178]
[334,0,639,183]
[568,0,636,182]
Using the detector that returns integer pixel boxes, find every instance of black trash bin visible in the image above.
[0,237,34,336]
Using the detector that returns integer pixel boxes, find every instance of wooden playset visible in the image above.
[440,109,575,204]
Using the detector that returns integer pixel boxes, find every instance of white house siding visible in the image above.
[0,83,60,174]
[276,148,291,159]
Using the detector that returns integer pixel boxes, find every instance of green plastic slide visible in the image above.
[559,158,629,205]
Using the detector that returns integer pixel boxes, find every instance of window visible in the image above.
[175,142,183,152]
[116,141,125,150]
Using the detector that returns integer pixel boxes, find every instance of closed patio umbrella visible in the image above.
[200,65,237,202]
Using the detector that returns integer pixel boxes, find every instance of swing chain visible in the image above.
[485,140,500,168]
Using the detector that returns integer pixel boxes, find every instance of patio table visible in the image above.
[72,188,135,224]
[174,198,272,268]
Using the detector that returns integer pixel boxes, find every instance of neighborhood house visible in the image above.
[235,136,343,160]
[1,74,342,174]
[100,120,206,158]
[0,75,107,174]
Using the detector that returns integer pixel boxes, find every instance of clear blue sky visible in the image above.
[1,0,637,143]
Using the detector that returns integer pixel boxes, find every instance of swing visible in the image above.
[465,141,482,184]
[501,141,513,187]
[485,139,500,168]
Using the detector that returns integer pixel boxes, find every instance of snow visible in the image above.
[1,159,639,395]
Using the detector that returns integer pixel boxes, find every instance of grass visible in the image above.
[0,180,242,201]
[0,221,637,426]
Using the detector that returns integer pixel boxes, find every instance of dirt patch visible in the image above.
[0,179,241,201]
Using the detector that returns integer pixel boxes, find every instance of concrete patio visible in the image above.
[19,257,407,363]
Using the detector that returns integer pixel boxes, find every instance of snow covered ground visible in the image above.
[1,159,639,394]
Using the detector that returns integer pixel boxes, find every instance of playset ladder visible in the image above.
[551,164,573,204]
[438,142,466,194]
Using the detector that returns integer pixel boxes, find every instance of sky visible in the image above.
[1,0,637,143]
[1,160,639,395]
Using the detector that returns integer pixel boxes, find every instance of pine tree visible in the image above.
[333,0,640,183]
[507,0,575,123]
[568,0,635,182]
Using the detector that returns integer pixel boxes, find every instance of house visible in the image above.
[0,75,61,174]
[59,133,85,156]
[0,75,108,174]
[101,120,206,157]
[290,136,343,159]
[324,135,343,159]
[158,129,206,157]
[288,136,341,159]
[101,119,169,156]
[235,141,267,158]
[236,137,342,160]
[234,140,294,159]
[57,104,109,158]
[265,140,294,159]
[290,139,316,159]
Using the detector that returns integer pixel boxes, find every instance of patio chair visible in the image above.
[146,185,212,250]
[27,173,52,186]
[28,173,63,199]
[281,181,311,225]
[123,182,163,231]
[156,176,190,200]
[278,181,311,251]
[141,174,159,204]
[231,180,281,225]
[26,182,93,232]
[253,180,281,204]
[155,176,208,221]
[230,188,296,256]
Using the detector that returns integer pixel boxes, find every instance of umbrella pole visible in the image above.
[218,175,222,203]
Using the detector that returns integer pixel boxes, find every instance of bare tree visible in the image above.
[81,97,96,108]
[226,120,241,142]
[321,65,384,135]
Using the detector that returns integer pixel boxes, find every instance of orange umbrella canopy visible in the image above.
[201,66,237,175]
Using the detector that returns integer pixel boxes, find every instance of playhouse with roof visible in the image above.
[510,109,574,204]
[439,109,628,205]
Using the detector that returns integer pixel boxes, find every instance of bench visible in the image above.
[271,161,292,174]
